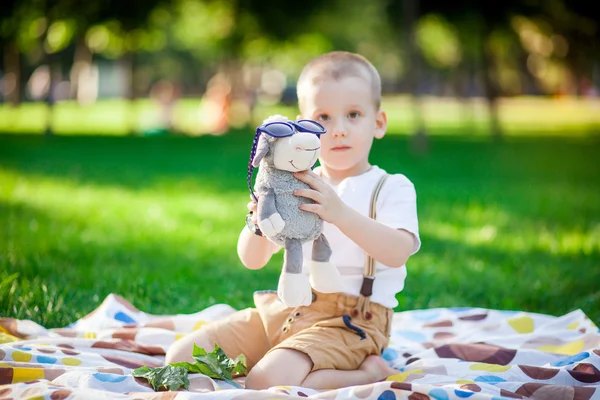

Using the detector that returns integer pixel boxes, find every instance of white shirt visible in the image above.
[301,165,421,309]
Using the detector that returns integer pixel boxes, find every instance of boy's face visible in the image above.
[299,75,387,176]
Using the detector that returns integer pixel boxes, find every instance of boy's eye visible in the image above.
[317,114,330,122]
[348,111,360,119]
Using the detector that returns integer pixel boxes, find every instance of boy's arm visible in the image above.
[237,226,280,270]
[294,170,417,268]
[334,208,415,268]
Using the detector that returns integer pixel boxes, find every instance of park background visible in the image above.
[1,0,599,328]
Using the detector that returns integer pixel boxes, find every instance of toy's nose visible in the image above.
[293,132,321,151]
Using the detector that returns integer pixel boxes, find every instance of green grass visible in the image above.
[1,131,599,328]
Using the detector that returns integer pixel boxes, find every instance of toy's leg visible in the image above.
[257,188,285,237]
[309,234,343,293]
[278,238,312,307]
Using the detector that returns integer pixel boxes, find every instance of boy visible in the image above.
[166,51,420,390]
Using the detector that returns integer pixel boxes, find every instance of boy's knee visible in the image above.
[164,331,215,365]
[245,368,277,390]
[245,348,313,390]
[164,342,193,365]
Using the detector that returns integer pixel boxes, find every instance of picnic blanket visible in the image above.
[1,294,599,399]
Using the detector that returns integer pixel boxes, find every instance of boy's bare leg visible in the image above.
[302,355,397,389]
[245,349,397,390]
[245,349,312,389]
[165,330,215,364]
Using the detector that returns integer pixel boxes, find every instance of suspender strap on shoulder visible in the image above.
[352,173,388,320]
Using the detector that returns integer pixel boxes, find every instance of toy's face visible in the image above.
[272,132,321,172]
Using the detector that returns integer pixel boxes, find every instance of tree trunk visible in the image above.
[403,0,428,154]
[44,55,61,136]
[70,38,95,104]
[480,27,502,140]
[121,52,136,135]
[3,43,21,106]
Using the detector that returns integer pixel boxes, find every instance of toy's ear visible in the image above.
[252,134,270,167]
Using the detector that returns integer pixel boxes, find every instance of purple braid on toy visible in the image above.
[247,131,261,203]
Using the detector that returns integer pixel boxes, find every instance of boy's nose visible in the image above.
[331,121,347,138]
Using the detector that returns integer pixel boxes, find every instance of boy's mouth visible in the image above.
[331,146,351,151]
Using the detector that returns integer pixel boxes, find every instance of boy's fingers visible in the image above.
[294,171,326,191]
[247,201,257,211]
[294,189,323,203]
[299,203,320,213]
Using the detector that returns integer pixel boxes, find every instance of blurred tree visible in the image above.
[1,0,27,105]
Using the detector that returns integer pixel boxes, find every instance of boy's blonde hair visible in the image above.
[297,51,382,110]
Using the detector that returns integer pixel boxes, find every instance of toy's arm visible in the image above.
[257,188,285,237]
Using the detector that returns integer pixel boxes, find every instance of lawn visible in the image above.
[1,130,599,328]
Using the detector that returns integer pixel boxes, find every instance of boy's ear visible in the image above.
[374,109,387,139]
[296,114,302,120]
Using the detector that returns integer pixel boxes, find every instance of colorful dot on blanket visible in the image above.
[460,385,481,393]
[428,388,449,400]
[12,350,32,362]
[394,330,427,343]
[567,322,579,330]
[474,376,507,384]
[382,348,397,361]
[193,321,208,331]
[456,379,475,384]
[459,314,488,321]
[469,363,511,372]
[48,389,72,399]
[519,365,560,380]
[449,307,473,312]
[93,372,128,383]
[376,390,396,400]
[37,348,56,354]
[12,367,44,383]
[62,357,82,366]
[386,369,423,382]
[411,309,441,321]
[539,340,585,355]
[114,311,136,324]
[507,316,534,333]
[36,355,57,364]
[550,351,590,367]
[568,363,600,383]
[454,388,476,398]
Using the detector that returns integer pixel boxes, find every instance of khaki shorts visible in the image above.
[202,290,393,372]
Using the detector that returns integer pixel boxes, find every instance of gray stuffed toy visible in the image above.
[249,115,343,307]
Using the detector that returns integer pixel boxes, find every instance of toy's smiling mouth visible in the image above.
[296,146,321,152]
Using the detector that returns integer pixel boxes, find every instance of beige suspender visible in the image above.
[352,173,389,320]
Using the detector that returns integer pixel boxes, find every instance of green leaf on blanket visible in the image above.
[171,343,247,381]
[132,365,190,391]
[133,344,247,392]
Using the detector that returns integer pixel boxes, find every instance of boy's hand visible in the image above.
[293,170,349,225]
